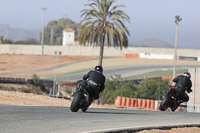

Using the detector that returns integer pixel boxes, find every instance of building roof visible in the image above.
[63,28,75,32]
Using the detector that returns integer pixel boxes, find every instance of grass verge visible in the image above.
[125,68,188,80]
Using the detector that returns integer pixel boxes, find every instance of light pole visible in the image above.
[5,25,9,39]
[52,50,61,97]
[173,16,182,81]
[41,7,47,55]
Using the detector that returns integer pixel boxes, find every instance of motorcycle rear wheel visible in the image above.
[70,91,82,112]
[159,95,171,111]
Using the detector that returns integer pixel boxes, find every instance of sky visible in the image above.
[0,0,200,49]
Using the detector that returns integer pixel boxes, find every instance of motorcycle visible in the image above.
[70,81,92,112]
[159,86,181,112]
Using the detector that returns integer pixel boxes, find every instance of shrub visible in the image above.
[100,75,170,104]
[31,74,46,92]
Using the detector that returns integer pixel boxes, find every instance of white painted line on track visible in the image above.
[80,123,200,133]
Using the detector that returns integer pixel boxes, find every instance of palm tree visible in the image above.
[79,0,130,66]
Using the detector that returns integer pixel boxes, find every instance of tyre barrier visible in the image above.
[123,53,140,58]
[121,97,127,106]
[134,99,138,107]
[114,96,122,106]
[130,98,134,107]
[138,99,143,108]
[126,98,131,107]
[115,96,155,110]
[146,99,151,108]
[0,77,27,84]
[150,100,155,109]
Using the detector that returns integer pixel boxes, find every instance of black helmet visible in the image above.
[94,65,103,72]
[184,72,191,79]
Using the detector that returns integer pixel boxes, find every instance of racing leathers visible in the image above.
[173,75,192,104]
[82,70,105,100]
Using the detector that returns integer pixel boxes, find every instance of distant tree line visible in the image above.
[1,18,80,45]
[1,38,40,44]
[99,75,170,104]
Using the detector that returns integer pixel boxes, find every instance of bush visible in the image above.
[100,75,137,104]
[99,75,169,104]
[136,78,169,100]
[31,74,46,92]
[31,74,42,86]
[2,39,13,44]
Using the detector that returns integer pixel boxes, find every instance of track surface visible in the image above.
[1,105,200,133]
[44,64,200,83]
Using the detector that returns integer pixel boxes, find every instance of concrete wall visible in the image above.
[140,53,174,60]
[1,44,200,58]
[0,44,124,56]
[125,47,200,57]
[188,68,200,113]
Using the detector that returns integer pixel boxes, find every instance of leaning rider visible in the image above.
[82,65,106,101]
[76,65,106,103]
[173,72,192,106]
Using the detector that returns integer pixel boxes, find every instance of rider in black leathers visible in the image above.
[76,65,105,101]
[173,72,192,106]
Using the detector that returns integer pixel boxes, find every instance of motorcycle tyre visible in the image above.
[70,91,82,112]
[171,107,177,112]
[81,107,88,112]
[171,101,179,112]
[160,95,171,111]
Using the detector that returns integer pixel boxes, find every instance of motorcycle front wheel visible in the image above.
[159,95,171,111]
[81,107,88,112]
[70,91,82,112]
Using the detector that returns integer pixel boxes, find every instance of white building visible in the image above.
[62,28,75,46]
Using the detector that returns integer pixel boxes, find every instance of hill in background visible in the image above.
[1,22,173,48]
[131,39,174,48]
[0,24,40,41]
[0,18,80,45]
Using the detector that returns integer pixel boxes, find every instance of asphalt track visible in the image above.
[44,64,199,83]
[1,56,199,83]
[1,105,200,133]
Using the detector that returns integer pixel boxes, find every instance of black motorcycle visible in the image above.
[70,81,92,112]
[159,86,181,112]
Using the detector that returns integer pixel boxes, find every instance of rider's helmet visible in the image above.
[184,72,191,79]
[94,65,103,73]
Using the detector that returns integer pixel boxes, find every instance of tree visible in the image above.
[40,18,80,45]
[79,0,130,66]
[15,39,39,44]
[100,76,170,104]
[56,36,62,45]
[2,39,13,44]
[100,75,137,104]
[31,74,46,92]
[136,78,169,100]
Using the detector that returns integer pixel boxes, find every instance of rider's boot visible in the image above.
[171,100,182,111]
[176,100,182,106]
